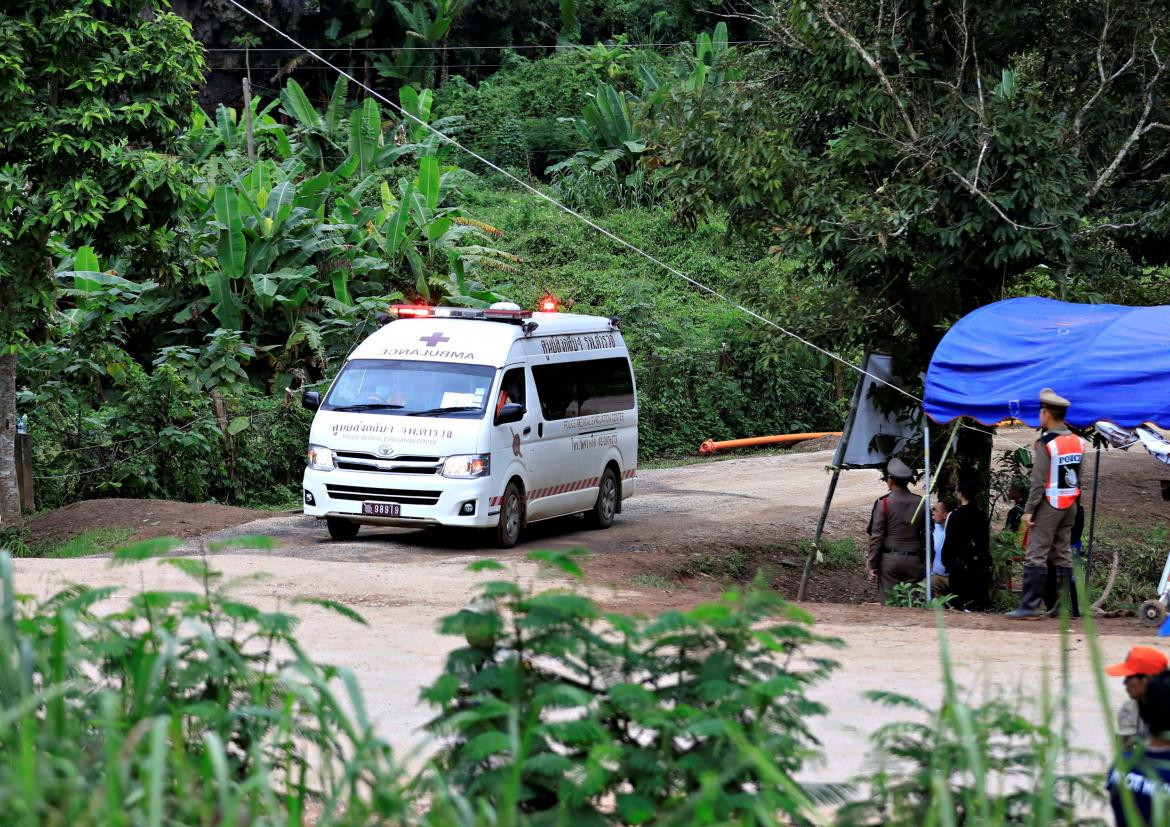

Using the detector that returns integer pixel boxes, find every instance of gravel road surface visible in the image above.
[14,442,1158,793]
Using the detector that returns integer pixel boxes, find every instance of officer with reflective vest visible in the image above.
[1007,388,1086,619]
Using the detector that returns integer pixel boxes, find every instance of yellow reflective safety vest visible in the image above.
[1043,432,1084,509]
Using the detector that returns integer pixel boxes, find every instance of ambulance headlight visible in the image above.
[441,454,490,478]
[307,444,335,471]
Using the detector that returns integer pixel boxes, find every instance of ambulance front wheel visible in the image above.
[326,517,360,541]
[585,468,618,529]
[1140,599,1167,628]
[495,482,523,548]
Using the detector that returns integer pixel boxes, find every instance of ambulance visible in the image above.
[300,302,638,547]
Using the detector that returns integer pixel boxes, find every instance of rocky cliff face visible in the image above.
[171,0,323,108]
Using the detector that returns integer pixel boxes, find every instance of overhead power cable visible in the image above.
[205,40,770,52]
[220,0,920,407]
[217,0,1038,457]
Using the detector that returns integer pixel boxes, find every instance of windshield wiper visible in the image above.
[330,403,405,412]
[407,406,482,417]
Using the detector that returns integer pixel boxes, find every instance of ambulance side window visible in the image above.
[578,358,635,415]
[532,358,633,420]
[531,365,576,421]
[497,367,525,415]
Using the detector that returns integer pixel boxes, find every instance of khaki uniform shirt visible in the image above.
[867,487,925,570]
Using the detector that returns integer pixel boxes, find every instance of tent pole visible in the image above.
[1085,444,1101,587]
[923,420,933,603]
[797,354,867,602]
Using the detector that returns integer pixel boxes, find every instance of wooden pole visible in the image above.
[242,77,256,162]
[15,432,33,512]
[797,353,867,601]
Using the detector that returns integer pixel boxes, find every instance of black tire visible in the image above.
[326,517,360,541]
[1140,599,1168,627]
[585,467,619,529]
[495,482,523,548]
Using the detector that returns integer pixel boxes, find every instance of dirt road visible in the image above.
[14,439,1169,791]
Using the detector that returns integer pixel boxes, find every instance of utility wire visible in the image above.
[205,41,770,52]
[220,0,923,408]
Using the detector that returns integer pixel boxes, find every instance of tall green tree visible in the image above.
[0,0,205,528]
[657,0,1170,480]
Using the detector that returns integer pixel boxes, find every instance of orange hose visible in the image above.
[698,432,842,455]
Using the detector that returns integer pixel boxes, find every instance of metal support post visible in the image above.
[1085,444,1101,586]
[923,420,933,603]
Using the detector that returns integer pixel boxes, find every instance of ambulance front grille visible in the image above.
[332,451,441,474]
[325,484,441,506]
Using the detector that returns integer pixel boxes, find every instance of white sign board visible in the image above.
[841,353,919,469]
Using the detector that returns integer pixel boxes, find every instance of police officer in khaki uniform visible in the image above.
[1007,388,1086,619]
[867,458,925,604]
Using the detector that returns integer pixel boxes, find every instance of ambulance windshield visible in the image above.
[323,359,496,417]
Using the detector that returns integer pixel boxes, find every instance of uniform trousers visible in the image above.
[1025,501,1076,567]
[879,552,924,603]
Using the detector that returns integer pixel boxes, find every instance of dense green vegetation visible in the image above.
[10,0,1167,525]
[4,6,840,516]
[0,541,1120,823]
[3,1,1169,823]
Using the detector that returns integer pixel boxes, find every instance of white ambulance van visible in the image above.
[300,303,637,547]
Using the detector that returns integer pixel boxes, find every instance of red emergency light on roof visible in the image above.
[387,304,533,323]
[389,304,432,318]
[539,295,559,313]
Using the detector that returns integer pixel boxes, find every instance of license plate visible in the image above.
[361,502,401,517]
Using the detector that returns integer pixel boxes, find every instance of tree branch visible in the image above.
[1086,37,1165,198]
[817,0,919,141]
[1072,9,1135,140]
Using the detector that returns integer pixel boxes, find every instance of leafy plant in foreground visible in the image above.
[422,549,848,823]
[837,617,1106,826]
[0,540,409,824]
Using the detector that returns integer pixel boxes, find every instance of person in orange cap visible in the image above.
[1105,646,1169,748]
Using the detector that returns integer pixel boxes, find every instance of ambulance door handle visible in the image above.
[523,426,531,436]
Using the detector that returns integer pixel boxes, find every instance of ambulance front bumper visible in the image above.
[302,467,498,528]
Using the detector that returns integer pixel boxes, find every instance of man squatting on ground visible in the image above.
[867,458,925,604]
[1007,388,1087,620]
[1107,669,1170,825]
[1106,646,1170,751]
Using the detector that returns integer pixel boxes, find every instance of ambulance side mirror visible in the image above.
[495,402,524,425]
[302,390,321,412]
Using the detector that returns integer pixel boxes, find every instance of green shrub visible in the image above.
[435,49,660,173]
[1089,517,1170,614]
[0,542,408,824]
[837,624,1105,825]
[423,549,848,822]
[815,538,865,570]
[26,359,310,510]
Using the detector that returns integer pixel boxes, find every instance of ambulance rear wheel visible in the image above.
[1140,599,1167,627]
[585,468,618,529]
[326,517,360,541]
[495,482,523,548]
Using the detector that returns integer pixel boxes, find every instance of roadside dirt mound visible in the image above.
[25,498,270,548]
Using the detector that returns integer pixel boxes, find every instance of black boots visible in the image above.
[1007,565,1048,619]
[1045,566,1081,618]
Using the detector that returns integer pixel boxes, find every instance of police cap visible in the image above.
[1039,387,1071,410]
[886,457,913,480]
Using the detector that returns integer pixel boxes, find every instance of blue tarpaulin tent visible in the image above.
[924,297,1170,429]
